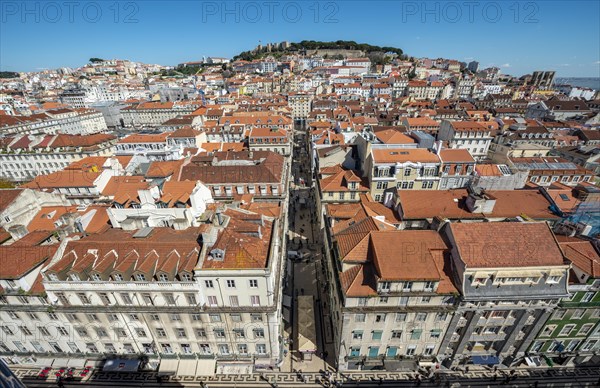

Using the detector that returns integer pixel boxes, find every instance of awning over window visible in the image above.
[66,358,87,368]
[470,355,499,365]
[471,271,491,279]
[52,358,70,368]
[176,359,197,376]
[297,295,317,353]
[548,269,564,277]
[196,359,216,376]
[103,359,141,372]
[157,359,179,375]
[495,270,542,278]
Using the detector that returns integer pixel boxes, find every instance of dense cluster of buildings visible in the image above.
[0,52,599,375]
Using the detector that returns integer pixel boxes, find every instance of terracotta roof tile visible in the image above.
[450,222,564,268]
[370,230,447,281]
[559,240,600,278]
[0,189,22,213]
[372,148,440,164]
[0,245,57,279]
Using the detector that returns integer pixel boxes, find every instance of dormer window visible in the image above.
[113,273,124,281]
[91,273,102,281]
[158,273,169,282]
[135,273,146,281]
[70,274,80,281]
[181,273,192,281]
[547,275,562,284]
[48,273,59,281]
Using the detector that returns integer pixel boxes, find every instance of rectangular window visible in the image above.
[114,328,127,338]
[234,329,245,338]
[541,325,556,337]
[207,296,218,306]
[415,313,427,322]
[66,313,80,322]
[253,329,265,338]
[205,280,214,288]
[95,327,108,338]
[85,343,98,353]
[99,293,111,305]
[195,328,207,338]
[355,313,366,322]
[256,344,267,354]
[352,331,363,340]
[226,280,236,288]
[87,313,99,322]
[250,295,260,306]
[559,325,575,336]
[582,340,597,351]
[249,279,258,288]
[161,343,174,354]
[411,329,423,340]
[436,312,448,321]
[229,296,239,307]
[164,293,176,305]
[578,324,594,336]
[552,310,567,320]
[186,294,197,305]
[581,292,595,303]
[371,331,382,340]
[120,293,133,305]
[218,344,229,355]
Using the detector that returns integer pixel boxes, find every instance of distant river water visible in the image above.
[555,77,600,91]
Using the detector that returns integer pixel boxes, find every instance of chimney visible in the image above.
[215,207,225,226]
[465,185,496,213]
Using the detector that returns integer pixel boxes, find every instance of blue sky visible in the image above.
[1,0,599,77]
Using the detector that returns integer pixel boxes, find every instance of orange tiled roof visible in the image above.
[372,148,440,164]
[450,222,564,268]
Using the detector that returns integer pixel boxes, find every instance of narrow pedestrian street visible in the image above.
[281,125,337,377]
